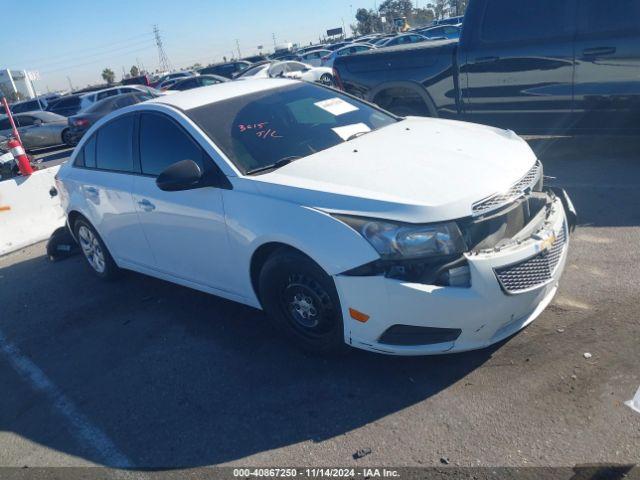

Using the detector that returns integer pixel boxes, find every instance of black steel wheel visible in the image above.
[259,248,346,353]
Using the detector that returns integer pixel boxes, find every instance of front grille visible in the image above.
[472,161,543,217]
[494,222,567,294]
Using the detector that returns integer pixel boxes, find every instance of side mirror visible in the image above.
[33,119,43,126]
[156,159,204,191]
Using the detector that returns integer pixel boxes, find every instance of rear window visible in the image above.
[481,0,574,43]
[187,83,397,174]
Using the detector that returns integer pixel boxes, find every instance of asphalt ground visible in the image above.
[0,136,638,471]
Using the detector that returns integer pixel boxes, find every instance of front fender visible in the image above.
[222,188,379,304]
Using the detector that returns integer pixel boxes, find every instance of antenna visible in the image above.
[153,25,173,72]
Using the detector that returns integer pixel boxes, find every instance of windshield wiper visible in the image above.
[245,156,302,175]
[346,131,370,141]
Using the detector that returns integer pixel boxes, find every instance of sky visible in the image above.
[1,0,375,93]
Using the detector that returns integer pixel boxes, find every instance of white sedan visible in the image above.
[56,79,575,355]
[235,61,334,86]
[320,43,375,68]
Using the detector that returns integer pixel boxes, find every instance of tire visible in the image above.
[319,73,334,86]
[258,249,347,354]
[62,129,77,147]
[73,218,120,280]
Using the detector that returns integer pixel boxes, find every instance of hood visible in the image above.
[249,117,537,223]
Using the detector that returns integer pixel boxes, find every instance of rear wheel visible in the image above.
[73,218,120,279]
[259,249,346,354]
[62,129,76,146]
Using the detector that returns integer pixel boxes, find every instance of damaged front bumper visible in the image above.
[335,189,575,355]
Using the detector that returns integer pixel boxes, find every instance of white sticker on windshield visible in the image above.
[314,97,359,116]
[332,123,371,141]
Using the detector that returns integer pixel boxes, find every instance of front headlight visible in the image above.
[334,215,467,260]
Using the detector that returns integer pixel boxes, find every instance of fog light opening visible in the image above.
[438,265,471,287]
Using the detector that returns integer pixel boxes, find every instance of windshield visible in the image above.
[187,83,398,174]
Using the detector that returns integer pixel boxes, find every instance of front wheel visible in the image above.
[259,249,346,354]
[319,73,334,86]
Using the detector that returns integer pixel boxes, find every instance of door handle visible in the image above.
[85,186,98,195]
[137,199,156,211]
[582,46,616,57]
[472,56,499,65]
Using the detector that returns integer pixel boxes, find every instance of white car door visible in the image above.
[132,111,238,294]
[76,116,155,266]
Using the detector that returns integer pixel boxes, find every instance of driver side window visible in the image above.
[139,113,204,176]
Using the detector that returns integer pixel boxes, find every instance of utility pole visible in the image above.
[66,76,74,92]
[272,33,277,49]
[153,24,173,72]
[235,39,242,59]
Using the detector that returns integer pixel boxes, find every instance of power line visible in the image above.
[154,25,173,72]
[41,45,155,74]
[18,38,156,70]
[13,32,153,67]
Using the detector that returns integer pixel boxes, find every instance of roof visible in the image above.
[148,78,298,111]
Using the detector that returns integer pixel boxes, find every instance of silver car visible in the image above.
[0,111,72,150]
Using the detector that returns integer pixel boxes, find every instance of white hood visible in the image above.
[249,117,538,223]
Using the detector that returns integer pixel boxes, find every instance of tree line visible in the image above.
[353,0,468,35]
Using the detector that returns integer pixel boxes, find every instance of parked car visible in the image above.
[325,41,351,51]
[241,55,267,63]
[122,74,152,86]
[333,0,640,133]
[0,111,73,149]
[268,52,300,61]
[377,33,428,48]
[199,62,251,79]
[156,77,184,91]
[432,15,464,25]
[80,85,160,107]
[298,49,332,67]
[415,24,462,39]
[371,34,397,46]
[295,44,327,56]
[321,44,374,68]
[10,98,47,114]
[166,74,228,91]
[67,91,158,144]
[46,94,84,117]
[151,71,196,88]
[236,61,334,86]
[57,79,574,355]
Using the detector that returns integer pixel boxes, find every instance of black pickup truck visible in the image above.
[333,0,640,134]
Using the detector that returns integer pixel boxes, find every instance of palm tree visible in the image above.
[101,68,115,85]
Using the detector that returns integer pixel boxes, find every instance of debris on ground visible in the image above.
[557,328,565,333]
[625,387,640,414]
[440,457,450,465]
[583,352,593,359]
[353,448,372,460]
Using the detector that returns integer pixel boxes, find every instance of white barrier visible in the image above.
[0,166,66,256]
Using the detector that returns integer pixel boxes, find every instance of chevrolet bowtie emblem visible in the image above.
[540,233,557,252]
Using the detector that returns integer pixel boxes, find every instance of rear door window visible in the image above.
[481,0,575,43]
[577,0,640,35]
[95,116,134,172]
[139,113,203,176]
